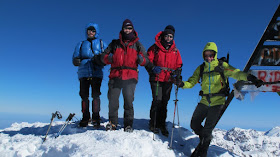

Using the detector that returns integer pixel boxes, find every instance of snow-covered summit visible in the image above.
[265,126,280,137]
[0,118,279,157]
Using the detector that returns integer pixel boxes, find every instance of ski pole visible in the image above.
[43,111,62,143]
[169,68,182,149]
[55,113,75,138]
[169,85,178,149]
[153,74,160,141]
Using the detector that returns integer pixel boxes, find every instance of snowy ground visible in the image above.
[0,117,279,157]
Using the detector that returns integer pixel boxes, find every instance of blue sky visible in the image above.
[0,0,279,131]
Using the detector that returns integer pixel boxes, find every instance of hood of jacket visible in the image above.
[202,42,219,67]
[85,23,100,39]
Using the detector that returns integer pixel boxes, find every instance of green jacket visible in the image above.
[182,42,248,106]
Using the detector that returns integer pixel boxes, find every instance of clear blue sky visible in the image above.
[0,0,279,131]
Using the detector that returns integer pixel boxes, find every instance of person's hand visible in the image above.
[108,53,113,63]
[152,66,161,74]
[73,58,81,66]
[92,54,105,66]
[137,54,144,64]
[171,75,184,87]
[247,74,264,88]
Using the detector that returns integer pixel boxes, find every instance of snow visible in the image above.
[0,118,280,157]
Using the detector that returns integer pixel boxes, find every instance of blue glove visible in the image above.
[152,66,161,74]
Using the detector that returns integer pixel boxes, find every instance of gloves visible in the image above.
[177,81,185,88]
[171,75,184,87]
[73,58,81,66]
[92,54,105,66]
[152,66,161,74]
[108,53,113,63]
[171,68,182,78]
[137,54,144,64]
[247,74,264,88]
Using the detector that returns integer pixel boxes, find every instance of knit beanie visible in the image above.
[122,19,134,29]
[163,25,175,36]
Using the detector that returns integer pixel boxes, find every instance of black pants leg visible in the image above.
[149,81,162,128]
[191,103,224,156]
[190,103,208,136]
[91,77,102,120]
[122,80,136,128]
[79,78,91,119]
[158,82,172,128]
[108,79,121,125]
[149,82,172,128]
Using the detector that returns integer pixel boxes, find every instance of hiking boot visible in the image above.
[149,125,159,134]
[92,119,100,128]
[105,122,116,131]
[160,126,169,137]
[124,126,133,133]
[79,118,89,127]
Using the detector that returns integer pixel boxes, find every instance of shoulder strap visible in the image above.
[217,60,230,93]
[153,44,159,54]
[79,41,84,58]
[100,39,104,53]
[199,62,205,83]
[110,39,119,53]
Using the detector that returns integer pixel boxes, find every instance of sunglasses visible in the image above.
[87,29,96,33]
[124,27,133,30]
[204,54,215,58]
[164,34,173,39]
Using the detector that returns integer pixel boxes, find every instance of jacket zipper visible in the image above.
[208,62,211,106]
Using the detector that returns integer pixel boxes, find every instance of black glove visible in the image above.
[108,53,113,63]
[92,54,105,66]
[73,58,81,66]
[247,74,264,88]
[137,54,144,64]
[177,80,185,88]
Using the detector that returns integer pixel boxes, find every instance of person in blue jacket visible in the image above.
[72,23,107,127]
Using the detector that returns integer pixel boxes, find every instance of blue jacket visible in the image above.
[72,23,107,79]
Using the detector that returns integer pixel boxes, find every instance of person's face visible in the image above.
[87,29,96,38]
[123,26,133,34]
[164,34,173,43]
[204,50,215,63]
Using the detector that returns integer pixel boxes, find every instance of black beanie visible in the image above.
[163,25,175,36]
[87,26,96,31]
[122,19,134,29]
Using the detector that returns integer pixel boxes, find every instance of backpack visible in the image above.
[198,54,230,101]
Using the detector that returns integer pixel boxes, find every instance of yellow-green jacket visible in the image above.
[182,42,248,106]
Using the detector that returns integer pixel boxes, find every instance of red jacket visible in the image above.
[103,31,148,81]
[146,31,183,82]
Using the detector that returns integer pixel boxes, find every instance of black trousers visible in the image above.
[108,79,137,128]
[79,77,102,118]
[149,81,173,128]
[191,103,224,139]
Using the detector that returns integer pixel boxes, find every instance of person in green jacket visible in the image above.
[175,42,263,157]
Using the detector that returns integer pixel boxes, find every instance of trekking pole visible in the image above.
[169,68,182,149]
[43,111,62,143]
[55,113,75,138]
[153,74,160,141]
[169,85,179,149]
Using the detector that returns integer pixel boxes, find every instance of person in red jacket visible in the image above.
[100,19,149,132]
[145,25,183,136]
